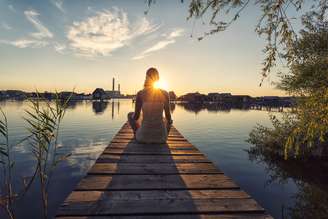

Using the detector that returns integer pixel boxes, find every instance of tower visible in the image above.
[118,84,120,93]
[112,78,115,91]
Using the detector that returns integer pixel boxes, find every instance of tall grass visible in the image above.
[0,109,15,219]
[0,92,71,219]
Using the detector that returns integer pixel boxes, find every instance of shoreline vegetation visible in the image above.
[0,89,295,106]
[0,94,71,219]
[247,15,328,161]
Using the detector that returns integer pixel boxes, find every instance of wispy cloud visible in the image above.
[0,39,48,48]
[132,28,184,60]
[8,5,16,13]
[51,0,65,13]
[24,10,53,39]
[67,8,158,57]
[1,22,12,30]
[54,43,66,54]
[0,9,53,49]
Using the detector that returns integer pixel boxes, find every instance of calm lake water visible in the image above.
[0,99,326,219]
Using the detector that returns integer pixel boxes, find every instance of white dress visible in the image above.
[136,102,168,143]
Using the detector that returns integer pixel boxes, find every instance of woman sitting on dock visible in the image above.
[128,67,173,143]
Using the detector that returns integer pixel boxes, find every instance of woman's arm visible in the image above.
[164,92,173,125]
[133,91,142,120]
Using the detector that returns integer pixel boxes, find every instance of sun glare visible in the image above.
[154,80,169,90]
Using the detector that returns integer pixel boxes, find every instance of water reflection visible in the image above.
[177,102,286,114]
[66,100,84,109]
[92,101,109,115]
[248,149,328,218]
[0,99,321,219]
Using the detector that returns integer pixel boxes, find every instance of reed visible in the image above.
[23,92,71,218]
[0,92,71,219]
[0,109,15,219]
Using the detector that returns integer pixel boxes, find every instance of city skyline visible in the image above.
[0,0,297,96]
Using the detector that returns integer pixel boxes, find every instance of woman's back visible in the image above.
[127,67,173,144]
[134,88,171,143]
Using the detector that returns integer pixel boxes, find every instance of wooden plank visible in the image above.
[56,123,272,218]
[111,139,189,143]
[116,131,183,136]
[115,133,184,138]
[115,132,184,136]
[103,148,202,155]
[108,143,198,150]
[88,163,221,175]
[109,142,195,147]
[62,190,251,201]
[57,190,264,216]
[56,215,273,219]
[111,140,190,144]
[112,137,187,141]
[107,143,197,150]
[76,174,239,191]
[119,127,180,133]
[96,154,210,163]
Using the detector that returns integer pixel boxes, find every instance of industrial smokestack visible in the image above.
[118,84,120,93]
[112,78,115,91]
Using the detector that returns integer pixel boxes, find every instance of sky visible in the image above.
[0,0,293,96]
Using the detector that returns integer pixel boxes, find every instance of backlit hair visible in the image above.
[144,67,159,88]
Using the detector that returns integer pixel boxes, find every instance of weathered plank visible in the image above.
[111,139,189,144]
[76,174,239,191]
[112,138,188,142]
[57,215,273,219]
[107,142,197,150]
[57,190,264,216]
[88,163,221,175]
[96,154,210,163]
[114,133,185,137]
[103,148,202,155]
[116,133,183,138]
[61,190,252,201]
[56,123,271,218]
[109,142,195,147]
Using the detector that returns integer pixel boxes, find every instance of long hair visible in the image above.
[144,67,159,88]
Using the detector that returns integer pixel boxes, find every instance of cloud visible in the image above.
[54,43,66,54]
[8,5,16,13]
[24,10,53,39]
[1,22,12,30]
[67,8,158,57]
[51,0,65,13]
[0,39,48,48]
[0,9,53,49]
[132,28,184,60]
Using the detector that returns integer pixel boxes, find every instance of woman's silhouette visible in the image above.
[128,67,173,143]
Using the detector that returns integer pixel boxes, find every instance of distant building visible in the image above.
[230,95,253,103]
[105,90,120,98]
[60,92,92,100]
[177,92,208,102]
[43,92,55,100]
[220,93,232,97]
[92,88,106,100]
[207,93,220,102]
[105,77,122,98]
[4,90,26,100]
[0,91,8,100]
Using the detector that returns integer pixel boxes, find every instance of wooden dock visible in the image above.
[56,123,272,218]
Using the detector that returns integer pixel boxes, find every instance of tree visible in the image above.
[148,0,328,81]
[248,15,328,159]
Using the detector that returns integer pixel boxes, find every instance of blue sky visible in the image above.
[0,0,292,96]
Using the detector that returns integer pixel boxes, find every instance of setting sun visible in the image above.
[154,80,169,90]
